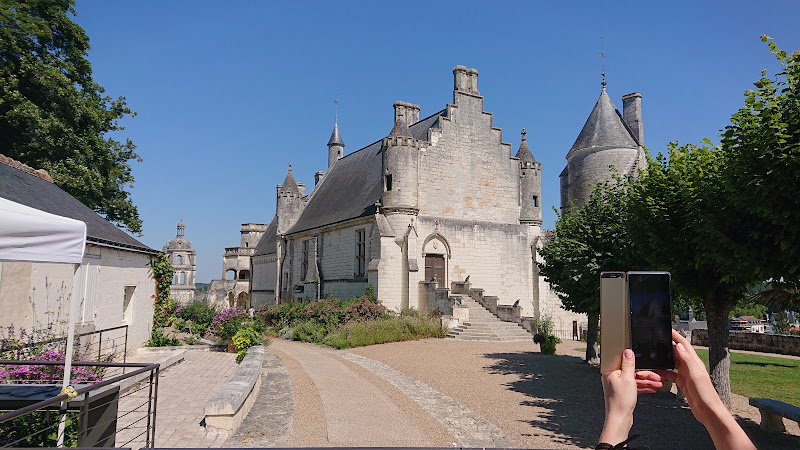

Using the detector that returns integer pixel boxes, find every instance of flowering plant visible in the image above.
[0,350,103,384]
[212,306,247,340]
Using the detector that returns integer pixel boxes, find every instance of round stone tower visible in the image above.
[327,120,344,168]
[560,87,644,212]
[381,101,421,214]
[516,129,542,225]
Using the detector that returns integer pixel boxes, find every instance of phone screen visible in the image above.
[628,272,674,370]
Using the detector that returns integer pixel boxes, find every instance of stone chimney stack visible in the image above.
[393,101,420,128]
[622,92,643,144]
[453,65,480,95]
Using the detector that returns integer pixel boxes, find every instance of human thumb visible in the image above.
[620,349,635,377]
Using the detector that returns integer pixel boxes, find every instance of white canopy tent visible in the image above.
[0,196,87,446]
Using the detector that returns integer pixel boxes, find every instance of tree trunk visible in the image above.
[586,311,600,364]
[705,297,733,408]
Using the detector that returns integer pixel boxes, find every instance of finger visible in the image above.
[620,348,635,378]
[654,369,678,382]
[635,370,663,382]
[636,379,663,392]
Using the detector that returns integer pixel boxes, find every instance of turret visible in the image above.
[381,101,421,213]
[327,121,344,168]
[276,164,306,234]
[516,129,542,225]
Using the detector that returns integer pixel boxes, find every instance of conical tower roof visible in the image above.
[568,88,637,157]
[281,164,300,194]
[328,121,344,147]
[388,115,411,138]
[515,129,536,164]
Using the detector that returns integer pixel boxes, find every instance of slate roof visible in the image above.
[328,122,344,147]
[568,88,638,157]
[253,214,278,256]
[0,156,156,254]
[286,109,445,235]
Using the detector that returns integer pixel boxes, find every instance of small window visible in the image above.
[532,195,538,208]
[226,269,236,280]
[301,240,309,279]
[173,272,178,285]
[245,242,249,247]
[180,272,186,285]
[177,255,183,265]
[355,229,366,277]
[123,286,135,323]
[385,174,393,191]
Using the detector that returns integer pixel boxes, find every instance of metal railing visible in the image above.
[4,325,129,365]
[0,360,159,448]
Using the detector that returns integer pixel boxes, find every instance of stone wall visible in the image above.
[418,91,518,224]
[691,329,800,357]
[250,254,277,309]
[566,147,642,207]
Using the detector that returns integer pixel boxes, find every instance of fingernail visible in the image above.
[624,349,634,359]
[677,343,687,352]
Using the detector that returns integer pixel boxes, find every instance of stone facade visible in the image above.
[163,220,197,303]
[249,65,588,334]
[207,223,266,308]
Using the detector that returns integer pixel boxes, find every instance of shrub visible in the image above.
[540,336,558,355]
[212,306,247,340]
[291,320,328,344]
[147,327,180,347]
[233,327,263,363]
[177,299,218,333]
[173,317,186,332]
[363,284,377,303]
[324,314,444,349]
[344,298,387,322]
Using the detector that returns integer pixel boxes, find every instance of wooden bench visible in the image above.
[749,398,800,432]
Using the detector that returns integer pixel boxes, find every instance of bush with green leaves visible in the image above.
[147,327,180,347]
[175,299,218,335]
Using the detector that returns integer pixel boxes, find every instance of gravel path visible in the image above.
[257,337,799,449]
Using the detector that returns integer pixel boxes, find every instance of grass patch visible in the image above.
[575,347,586,352]
[694,349,800,405]
[324,315,445,349]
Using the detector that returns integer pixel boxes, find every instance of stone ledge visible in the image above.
[204,345,265,433]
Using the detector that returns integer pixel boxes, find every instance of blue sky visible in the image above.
[72,1,800,283]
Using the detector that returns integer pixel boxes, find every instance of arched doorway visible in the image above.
[422,233,450,287]
[227,291,235,307]
[236,292,249,309]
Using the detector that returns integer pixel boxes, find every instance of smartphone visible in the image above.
[628,271,674,370]
[600,272,629,373]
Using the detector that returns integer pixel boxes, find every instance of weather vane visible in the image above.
[599,35,606,88]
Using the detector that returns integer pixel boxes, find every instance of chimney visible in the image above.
[622,92,643,144]
[453,65,480,95]
[453,65,468,92]
[393,101,419,128]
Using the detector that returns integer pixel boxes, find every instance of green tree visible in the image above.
[627,143,755,406]
[538,179,642,363]
[721,36,799,298]
[773,312,790,335]
[729,299,767,320]
[0,0,141,233]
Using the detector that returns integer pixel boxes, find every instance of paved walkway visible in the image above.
[116,350,238,449]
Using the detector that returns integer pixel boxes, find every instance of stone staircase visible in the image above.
[447,295,533,342]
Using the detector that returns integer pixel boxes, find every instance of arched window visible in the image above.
[226,269,236,281]
[177,255,183,265]
[180,272,186,285]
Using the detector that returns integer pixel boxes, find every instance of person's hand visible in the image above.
[634,370,664,393]
[654,329,725,426]
[599,349,637,445]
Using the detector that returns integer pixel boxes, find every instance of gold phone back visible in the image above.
[600,272,630,373]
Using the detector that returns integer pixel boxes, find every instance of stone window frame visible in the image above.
[355,228,366,277]
[301,239,309,280]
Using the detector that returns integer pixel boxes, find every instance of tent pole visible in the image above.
[57,263,81,447]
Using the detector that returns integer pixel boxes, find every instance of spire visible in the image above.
[327,121,344,147]
[600,35,606,88]
[568,89,638,156]
[281,163,300,194]
[515,128,536,164]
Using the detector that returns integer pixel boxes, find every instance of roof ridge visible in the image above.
[0,154,54,182]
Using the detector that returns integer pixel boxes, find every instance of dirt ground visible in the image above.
[349,339,800,449]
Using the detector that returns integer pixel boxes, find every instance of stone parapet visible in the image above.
[451,281,471,295]
[691,330,800,357]
[204,345,265,433]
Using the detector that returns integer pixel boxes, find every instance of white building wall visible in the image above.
[0,244,155,353]
[251,254,277,309]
